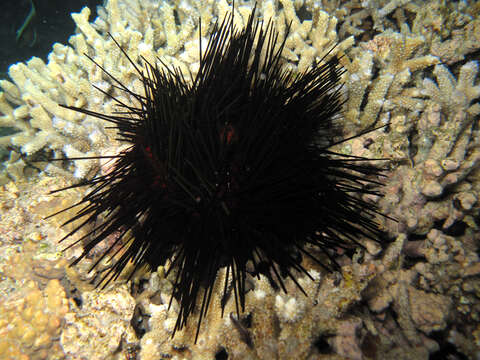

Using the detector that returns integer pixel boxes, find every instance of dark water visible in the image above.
[0,0,104,79]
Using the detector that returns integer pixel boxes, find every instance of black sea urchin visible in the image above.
[51,6,389,341]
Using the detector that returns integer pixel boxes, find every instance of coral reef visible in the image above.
[378,60,479,234]
[135,261,378,360]
[0,279,69,360]
[0,0,353,185]
[60,284,137,360]
[134,230,479,360]
[0,175,139,360]
[344,26,438,131]
[0,0,478,359]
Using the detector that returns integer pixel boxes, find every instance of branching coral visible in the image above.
[136,261,378,360]
[379,61,479,235]
[135,230,479,359]
[345,26,438,131]
[364,228,480,359]
[0,0,352,185]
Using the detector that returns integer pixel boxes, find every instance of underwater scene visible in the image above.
[0,0,479,359]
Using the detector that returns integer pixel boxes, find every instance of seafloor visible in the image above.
[0,0,479,359]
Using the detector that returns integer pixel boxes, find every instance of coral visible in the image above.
[354,225,479,359]
[335,0,415,38]
[411,1,480,65]
[364,228,480,359]
[135,230,479,360]
[0,280,69,360]
[60,284,137,360]
[136,261,378,360]
[0,176,76,296]
[344,25,438,132]
[0,0,352,184]
[0,0,478,359]
[0,188,69,288]
[0,176,83,360]
[380,60,480,235]
[363,60,480,359]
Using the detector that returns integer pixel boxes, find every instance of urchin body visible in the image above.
[54,8,387,340]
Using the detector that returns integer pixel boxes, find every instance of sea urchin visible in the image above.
[51,6,389,341]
